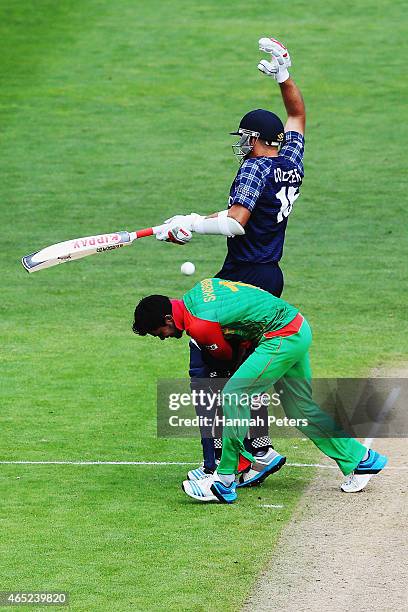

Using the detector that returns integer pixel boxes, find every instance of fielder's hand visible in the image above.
[258,37,291,83]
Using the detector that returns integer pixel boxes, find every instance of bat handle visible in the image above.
[133,224,167,240]
[134,227,155,239]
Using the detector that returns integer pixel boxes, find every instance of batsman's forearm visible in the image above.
[193,210,245,236]
[204,208,250,227]
[280,77,305,121]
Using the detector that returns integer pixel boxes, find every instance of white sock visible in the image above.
[216,472,235,486]
[362,450,370,461]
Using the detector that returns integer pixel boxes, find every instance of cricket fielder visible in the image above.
[132,279,388,503]
[155,37,305,480]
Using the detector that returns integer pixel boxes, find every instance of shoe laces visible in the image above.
[201,472,215,482]
[343,472,356,487]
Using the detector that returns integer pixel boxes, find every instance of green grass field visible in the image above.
[1,1,407,610]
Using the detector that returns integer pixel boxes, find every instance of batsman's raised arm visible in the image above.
[258,37,306,135]
[280,78,305,135]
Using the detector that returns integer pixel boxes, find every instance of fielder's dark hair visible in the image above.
[132,295,172,336]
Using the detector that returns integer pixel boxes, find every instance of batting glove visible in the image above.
[258,37,291,83]
[163,213,204,230]
[155,223,193,245]
[156,212,204,244]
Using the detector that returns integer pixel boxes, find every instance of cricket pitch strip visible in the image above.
[244,436,408,612]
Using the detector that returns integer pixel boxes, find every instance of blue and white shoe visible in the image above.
[182,474,237,504]
[187,461,218,482]
[341,449,388,493]
[236,448,286,488]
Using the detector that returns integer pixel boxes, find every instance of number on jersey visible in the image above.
[276,186,300,223]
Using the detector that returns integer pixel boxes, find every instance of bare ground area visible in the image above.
[244,436,408,612]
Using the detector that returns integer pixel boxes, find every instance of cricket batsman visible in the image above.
[155,36,305,481]
[132,278,388,503]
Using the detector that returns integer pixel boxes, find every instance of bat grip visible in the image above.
[135,227,154,239]
[134,224,168,239]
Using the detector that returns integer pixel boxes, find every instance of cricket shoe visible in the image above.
[182,474,237,504]
[341,449,388,493]
[236,448,286,488]
[187,461,219,482]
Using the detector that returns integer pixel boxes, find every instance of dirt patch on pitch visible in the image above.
[244,378,408,612]
[244,438,408,611]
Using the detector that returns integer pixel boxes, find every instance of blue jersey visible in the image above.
[224,131,304,264]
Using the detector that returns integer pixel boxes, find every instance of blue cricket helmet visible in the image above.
[231,109,284,144]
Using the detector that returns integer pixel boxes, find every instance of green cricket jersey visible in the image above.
[183,278,298,344]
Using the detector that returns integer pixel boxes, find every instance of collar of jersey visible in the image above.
[170,299,186,331]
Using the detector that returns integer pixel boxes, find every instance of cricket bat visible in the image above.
[22,225,166,273]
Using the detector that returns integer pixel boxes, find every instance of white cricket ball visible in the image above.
[180,261,195,276]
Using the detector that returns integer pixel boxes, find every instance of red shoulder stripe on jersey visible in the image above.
[170,299,233,360]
